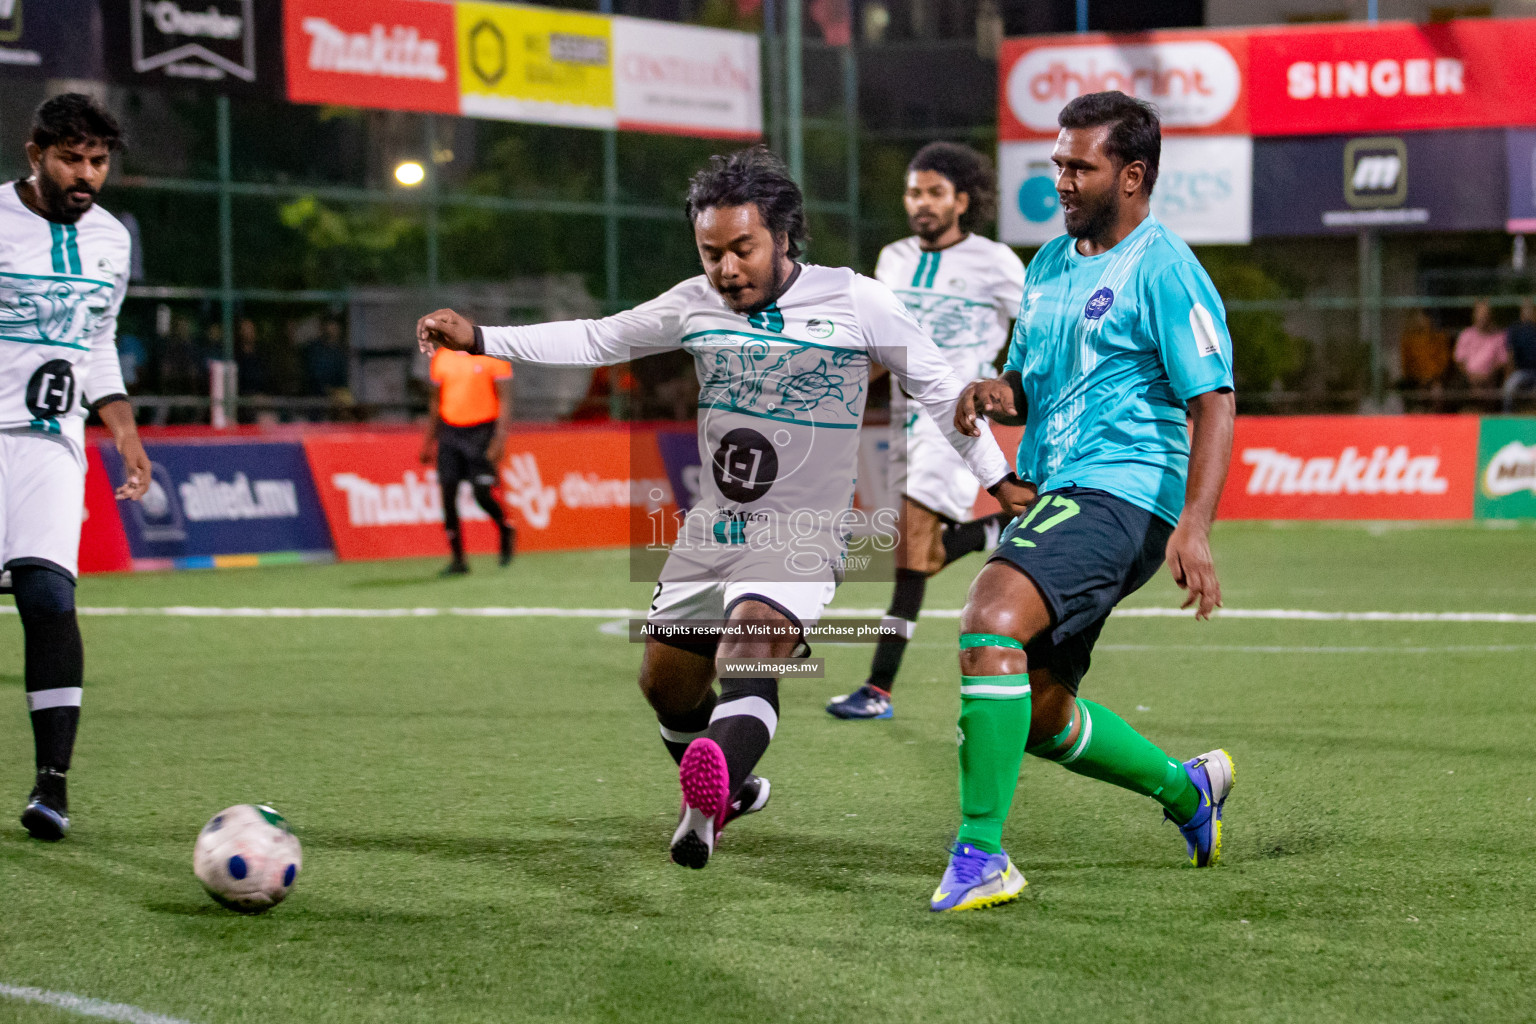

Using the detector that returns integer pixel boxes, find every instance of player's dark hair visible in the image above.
[31,93,124,153]
[685,146,807,260]
[907,142,996,232]
[1058,91,1160,195]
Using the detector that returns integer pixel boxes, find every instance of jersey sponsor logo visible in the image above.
[712,427,778,503]
[805,318,834,339]
[1083,287,1114,320]
[1190,303,1222,358]
[25,360,75,420]
[1482,441,1536,498]
[179,472,299,522]
[0,272,113,350]
[300,15,447,82]
[1240,445,1448,496]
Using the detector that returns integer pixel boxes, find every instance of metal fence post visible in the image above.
[425,114,440,289]
[843,41,860,269]
[786,0,804,185]
[1359,227,1384,410]
[216,94,235,424]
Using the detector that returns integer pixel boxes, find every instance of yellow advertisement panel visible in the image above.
[456,2,615,128]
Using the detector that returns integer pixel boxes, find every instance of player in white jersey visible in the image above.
[1,94,153,841]
[417,148,1033,869]
[827,143,1026,721]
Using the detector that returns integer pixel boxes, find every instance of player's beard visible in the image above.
[1063,187,1118,242]
[33,169,96,224]
[909,208,956,246]
[729,255,790,316]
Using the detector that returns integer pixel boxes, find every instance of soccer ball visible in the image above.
[193,804,302,913]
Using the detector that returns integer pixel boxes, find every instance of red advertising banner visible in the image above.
[303,427,676,561]
[284,0,459,114]
[80,443,133,574]
[999,29,1250,141]
[1245,19,1536,137]
[1217,415,1479,520]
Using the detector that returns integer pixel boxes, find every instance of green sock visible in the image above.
[955,635,1033,854]
[1034,698,1200,823]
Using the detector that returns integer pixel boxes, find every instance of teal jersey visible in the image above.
[1003,213,1234,526]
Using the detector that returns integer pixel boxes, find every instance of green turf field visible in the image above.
[3,521,1535,1023]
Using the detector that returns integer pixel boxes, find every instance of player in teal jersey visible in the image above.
[930,92,1238,912]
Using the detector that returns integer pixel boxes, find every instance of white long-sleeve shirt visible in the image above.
[480,264,1009,561]
[0,182,131,459]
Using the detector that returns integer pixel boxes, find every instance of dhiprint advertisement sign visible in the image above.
[998,30,1250,142]
[284,0,459,114]
[100,440,334,566]
[611,16,761,139]
[0,0,104,79]
[999,136,1252,245]
[1217,416,1479,521]
[103,0,283,93]
[456,1,616,129]
[1251,129,1506,237]
[1246,18,1536,137]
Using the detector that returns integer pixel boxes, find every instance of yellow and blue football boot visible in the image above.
[929,843,1026,912]
[1168,748,1234,867]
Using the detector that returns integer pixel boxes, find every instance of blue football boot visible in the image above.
[929,843,1026,912]
[1167,748,1234,867]
[825,684,893,720]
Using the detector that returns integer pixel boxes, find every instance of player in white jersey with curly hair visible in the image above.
[1,93,152,841]
[417,147,1035,870]
[826,143,1026,721]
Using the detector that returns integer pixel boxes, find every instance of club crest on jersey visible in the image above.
[805,318,834,339]
[1083,287,1115,320]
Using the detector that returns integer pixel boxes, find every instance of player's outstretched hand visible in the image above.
[1166,524,1221,620]
[954,378,1018,437]
[416,309,476,354]
[116,439,153,501]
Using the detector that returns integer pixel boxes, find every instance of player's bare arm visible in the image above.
[97,399,151,501]
[419,385,440,464]
[1167,388,1236,620]
[954,370,1027,435]
[489,377,514,465]
[417,309,476,353]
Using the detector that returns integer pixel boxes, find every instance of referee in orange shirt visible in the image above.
[420,347,516,574]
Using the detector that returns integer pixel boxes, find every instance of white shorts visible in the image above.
[0,433,85,579]
[647,542,837,638]
[891,405,981,523]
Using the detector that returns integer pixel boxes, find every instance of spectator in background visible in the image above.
[1399,309,1451,393]
[1454,300,1508,393]
[303,318,349,397]
[117,332,146,390]
[157,314,204,394]
[234,318,267,398]
[1504,299,1536,411]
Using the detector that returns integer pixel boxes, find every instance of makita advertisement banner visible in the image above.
[1251,129,1506,237]
[103,0,284,94]
[99,440,334,566]
[283,0,459,114]
[1218,416,1480,520]
[303,427,675,562]
[0,0,104,80]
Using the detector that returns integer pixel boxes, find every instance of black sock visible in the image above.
[706,676,778,796]
[13,567,83,773]
[940,511,1012,567]
[867,568,927,692]
[657,689,717,765]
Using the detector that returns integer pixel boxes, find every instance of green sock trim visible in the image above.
[959,632,1023,650]
[959,673,1031,700]
[1048,699,1200,818]
[1025,699,1079,757]
[956,672,1031,855]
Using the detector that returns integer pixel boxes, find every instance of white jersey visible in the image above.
[875,233,1024,382]
[0,182,131,457]
[478,264,1009,579]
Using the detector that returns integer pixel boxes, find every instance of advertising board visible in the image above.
[456,1,615,129]
[1000,135,1252,245]
[100,441,334,566]
[103,0,284,94]
[284,0,458,114]
[998,29,1250,142]
[1217,415,1479,520]
[1251,129,1506,237]
[0,0,104,80]
[1247,18,1536,137]
[1474,417,1536,519]
[80,443,132,575]
[611,16,761,139]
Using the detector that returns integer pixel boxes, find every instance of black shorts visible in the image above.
[438,421,497,487]
[987,486,1173,693]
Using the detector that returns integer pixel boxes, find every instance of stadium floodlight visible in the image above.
[394,161,426,187]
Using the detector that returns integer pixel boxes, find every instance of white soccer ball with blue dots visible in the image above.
[193,804,302,913]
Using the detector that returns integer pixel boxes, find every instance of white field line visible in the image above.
[0,984,196,1024]
[0,605,1532,624]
